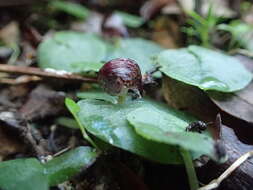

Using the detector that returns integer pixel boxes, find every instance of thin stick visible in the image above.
[0,75,41,84]
[0,64,97,83]
[53,146,71,157]
[229,48,253,57]
[198,151,253,190]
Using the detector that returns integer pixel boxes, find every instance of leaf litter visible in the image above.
[1,1,253,190]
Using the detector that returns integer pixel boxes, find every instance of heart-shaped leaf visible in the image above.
[157,45,252,92]
[0,147,97,190]
[208,84,253,124]
[127,107,220,161]
[37,32,106,73]
[77,97,197,164]
[107,38,163,74]
[208,55,253,124]
[0,159,48,190]
[44,147,97,186]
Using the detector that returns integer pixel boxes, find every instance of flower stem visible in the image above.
[180,148,199,190]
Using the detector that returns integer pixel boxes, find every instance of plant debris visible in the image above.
[1,1,253,190]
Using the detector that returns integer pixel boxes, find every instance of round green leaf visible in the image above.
[0,147,97,190]
[0,159,48,190]
[107,38,163,74]
[77,98,195,164]
[157,45,252,92]
[127,107,220,161]
[45,147,97,186]
[37,32,106,73]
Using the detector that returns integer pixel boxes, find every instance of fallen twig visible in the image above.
[0,111,49,158]
[0,64,98,83]
[198,151,253,190]
[0,75,41,84]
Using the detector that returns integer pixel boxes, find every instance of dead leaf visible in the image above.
[0,84,30,111]
[140,0,174,20]
[198,124,253,190]
[152,31,178,48]
[0,21,19,46]
[0,127,24,160]
[208,55,253,125]
[19,85,65,121]
[151,17,182,48]
[162,76,219,121]
[208,84,253,125]
[0,111,49,157]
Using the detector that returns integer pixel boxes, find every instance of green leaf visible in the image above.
[0,159,48,190]
[127,107,219,161]
[77,98,196,164]
[65,98,98,148]
[115,11,144,28]
[37,32,106,73]
[44,147,97,186]
[157,45,252,92]
[65,98,80,115]
[0,147,97,190]
[50,0,90,19]
[107,38,163,74]
[77,91,118,104]
[55,117,79,129]
[218,21,253,50]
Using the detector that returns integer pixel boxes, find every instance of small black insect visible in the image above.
[186,121,211,133]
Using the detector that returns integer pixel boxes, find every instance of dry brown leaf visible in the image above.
[208,55,253,125]
[162,76,219,122]
[152,31,178,48]
[0,21,19,46]
[198,124,253,190]
[0,127,24,160]
[140,0,175,20]
[20,85,65,121]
